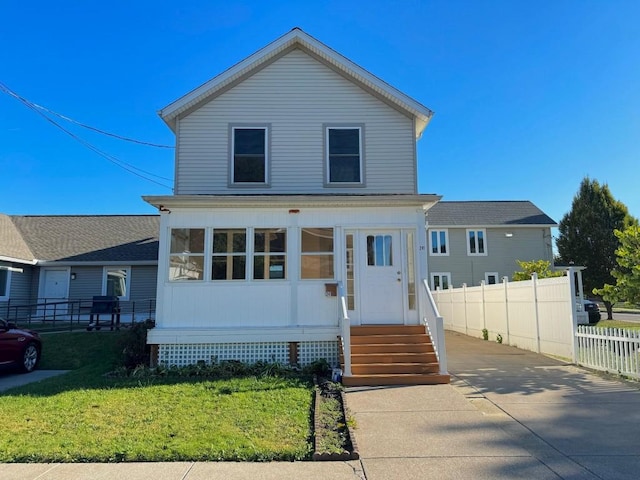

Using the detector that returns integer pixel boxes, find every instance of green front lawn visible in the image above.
[594,320,640,330]
[0,332,314,462]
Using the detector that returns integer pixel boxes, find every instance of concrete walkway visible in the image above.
[3,331,640,479]
[347,331,640,479]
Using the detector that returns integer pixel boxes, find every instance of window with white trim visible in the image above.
[253,228,286,280]
[231,126,268,184]
[431,272,451,290]
[212,229,247,281]
[0,265,11,301]
[485,272,499,285]
[326,127,362,184]
[169,228,205,281]
[429,229,449,255]
[467,229,487,255]
[301,228,334,279]
[103,267,131,300]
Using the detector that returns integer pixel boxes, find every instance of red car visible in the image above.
[0,318,42,373]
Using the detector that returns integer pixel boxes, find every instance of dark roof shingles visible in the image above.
[427,201,556,226]
[10,215,159,262]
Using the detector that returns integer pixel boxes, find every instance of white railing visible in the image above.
[421,279,448,375]
[576,326,640,379]
[337,281,352,377]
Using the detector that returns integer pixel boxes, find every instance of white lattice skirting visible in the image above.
[158,340,338,367]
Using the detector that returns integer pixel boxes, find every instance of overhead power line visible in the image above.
[0,82,174,149]
[0,81,173,189]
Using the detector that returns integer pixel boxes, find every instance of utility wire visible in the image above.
[0,82,174,149]
[0,82,173,189]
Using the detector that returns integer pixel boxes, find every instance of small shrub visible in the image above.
[496,333,503,344]
[482,328,489,341]
[120,319,155,369]
[303,358,332,377]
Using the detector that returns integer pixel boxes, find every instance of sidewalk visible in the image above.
[3,331,640,479]
[346,331,640,479]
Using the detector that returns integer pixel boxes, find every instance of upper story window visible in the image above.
[169,228,205,281]
[103,267,131,300]
[231,126,268,184]
[429,229,449,255]
[326,126,363,185]
[467,229,487,256]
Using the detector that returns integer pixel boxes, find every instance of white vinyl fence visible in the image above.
[576,326,640,380]
[434,267,640,380]
[434,273,578,359]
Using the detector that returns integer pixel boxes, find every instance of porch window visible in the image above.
[103,267,130,300]
[301,228,334,279]
[231,126,268,184]
[467,229,487,255]
[431,272,451,290]
[367,234,392,266]
[430,229,449,255]
[326,126,363,184]
[169,228,205,281]
[253,228,286,280]
[212,229,247,280]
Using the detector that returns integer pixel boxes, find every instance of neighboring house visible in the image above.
[426,201,556,289]
[0,214,159,321]
[142,28,448,384]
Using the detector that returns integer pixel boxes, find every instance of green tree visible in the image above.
[556,178,637,319]
[594,225,640,304]
[513,260,564,281]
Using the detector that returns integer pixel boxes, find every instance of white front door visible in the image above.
[359,231,404,324]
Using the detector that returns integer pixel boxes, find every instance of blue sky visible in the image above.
[1,1,638,228]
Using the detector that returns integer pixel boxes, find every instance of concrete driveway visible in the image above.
[346,330,640,479]
[0,370,68,393]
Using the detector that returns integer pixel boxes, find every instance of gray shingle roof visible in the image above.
[0,214,35,262]
[427,201,556,226]
[10,215,159,262]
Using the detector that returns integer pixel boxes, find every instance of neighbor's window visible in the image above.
[431,273,451,290]
[231,126,268,184]
[430,229,449,255]
[254,228,286,280]
[485,272,499,285]
[0,266,10,301]
[467,229,487,255]
[212,229,247,281]
[301,228,334,279]
[169,228,205,281]
[367,234,392,266]
[103,267,131,300]
[326,127,362,184]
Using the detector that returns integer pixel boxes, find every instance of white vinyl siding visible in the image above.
[175,49,415,195]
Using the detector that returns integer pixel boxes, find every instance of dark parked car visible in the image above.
[583,300,601,324]
[0,318,42,373]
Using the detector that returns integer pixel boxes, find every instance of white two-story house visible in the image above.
[144,28,450,386]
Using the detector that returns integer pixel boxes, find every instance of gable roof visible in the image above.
[159,28,434,138]
[427,201,557,227]
[0,214,35,264]
[9,215,159,263]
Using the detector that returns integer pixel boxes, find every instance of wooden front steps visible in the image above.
[341,325,450,387]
